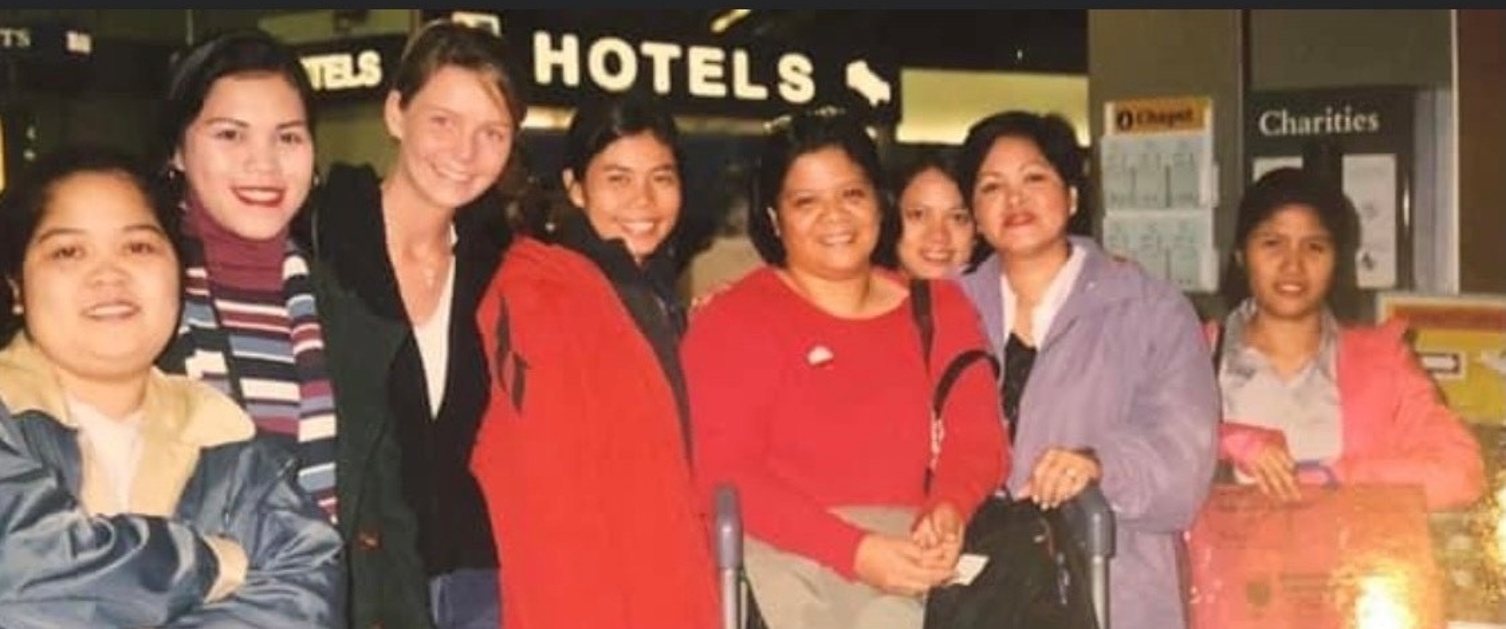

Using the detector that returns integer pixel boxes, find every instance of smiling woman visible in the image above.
[1210,167,1484,513]
[471,90,721,629]
[147,28,401,628]
[0,145,341,628]
[298,19,527,629]
[684,107,1007,629]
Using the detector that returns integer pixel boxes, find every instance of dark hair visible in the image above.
[956,110,1093,237]
[393,19,529,198]
[155,29,316,200]
[747,107,899,267]
[1219,166,1361,319]
[890,150,959,198]
[562,90,682,186]
[0,146,168,346]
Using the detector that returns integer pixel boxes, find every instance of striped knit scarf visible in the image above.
[174,233,340,522]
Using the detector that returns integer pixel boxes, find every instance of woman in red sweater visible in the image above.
[683,108,1008,629]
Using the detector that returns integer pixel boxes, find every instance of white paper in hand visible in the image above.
[949,553,989,586]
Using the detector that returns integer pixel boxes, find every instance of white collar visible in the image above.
[1000,244,1087,346]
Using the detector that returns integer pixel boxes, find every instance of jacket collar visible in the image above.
[310,163,509,321]
[554,209,683,310]
[0,334,253,448]
[0,335,254,516]
[960,236,1147,349]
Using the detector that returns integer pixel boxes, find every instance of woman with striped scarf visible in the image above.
[151,29,431,628]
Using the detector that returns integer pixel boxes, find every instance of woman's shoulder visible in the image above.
[496,237,598,289]
[491,238,631,333]
[693,267,780,312]
[1338,317,1413,360]
[686,267,785,336]
[152,374,257,448]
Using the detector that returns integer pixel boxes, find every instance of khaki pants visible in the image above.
[744,506,923,629]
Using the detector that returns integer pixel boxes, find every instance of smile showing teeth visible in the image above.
[85,302,138,319]
[818,234,855,246]
[436,167,471,184]
[618,220,658,237]
[920,250,954,263]
[234,188,284,205]
[1274,282,1306,294]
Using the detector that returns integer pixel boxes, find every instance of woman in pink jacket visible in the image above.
[1212,167,1484,511]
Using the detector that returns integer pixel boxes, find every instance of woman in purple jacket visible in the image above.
[951,111,1220,629]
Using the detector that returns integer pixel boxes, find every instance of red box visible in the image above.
[1187,484,1446,629]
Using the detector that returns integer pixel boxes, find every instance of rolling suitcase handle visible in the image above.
[1062,482,1115,628]
[713,484,743,629]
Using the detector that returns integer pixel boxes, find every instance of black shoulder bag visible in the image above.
[909,279,1100,629]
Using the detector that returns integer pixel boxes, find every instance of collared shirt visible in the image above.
[999,243,1087,346]
[1218,299,1343,463]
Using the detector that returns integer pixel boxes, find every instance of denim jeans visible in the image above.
[429,568,501,629]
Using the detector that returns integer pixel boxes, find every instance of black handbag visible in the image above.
[921,497,1100,629]
[908,280,1100,629]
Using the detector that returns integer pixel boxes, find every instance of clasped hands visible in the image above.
[853,502,964,597]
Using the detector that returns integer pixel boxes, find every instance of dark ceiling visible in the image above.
[506,10,1088,74]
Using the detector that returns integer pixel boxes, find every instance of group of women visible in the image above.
[0,17,1485,629]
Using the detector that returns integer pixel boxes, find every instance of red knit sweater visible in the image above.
[684,267,1007,578]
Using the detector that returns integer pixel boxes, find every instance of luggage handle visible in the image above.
[1063,482,1114,628]
[713,484,743,629]
[1062,482,1115,559]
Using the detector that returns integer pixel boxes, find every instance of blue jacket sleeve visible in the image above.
[0,406,221,628]
[164,441,345,628]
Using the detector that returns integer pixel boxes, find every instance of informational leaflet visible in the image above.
[1101,96,1219,291]
[1102,209,1219,293]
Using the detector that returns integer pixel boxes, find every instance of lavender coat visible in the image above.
[954,237,1219,629]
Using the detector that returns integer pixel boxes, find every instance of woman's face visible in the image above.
[774,146,881,281]
[970,136,1075,260]
[566,131,682,262]
[1243,203,1335,322]
[17,171,180,385]
[385,65,515,212]
[174,72,315,241]
[896,166,974,279]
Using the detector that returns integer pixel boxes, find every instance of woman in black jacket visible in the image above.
[299,19,526,629]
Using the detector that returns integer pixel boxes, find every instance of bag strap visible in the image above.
[909,279,1002,490]
[910,278,935,367]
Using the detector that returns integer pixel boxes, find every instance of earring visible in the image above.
[9,302,20,316]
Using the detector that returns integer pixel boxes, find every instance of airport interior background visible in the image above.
[2,9,1506,628]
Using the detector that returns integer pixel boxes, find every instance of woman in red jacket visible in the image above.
[1212,167,1484,511]
[471,91,718,629]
